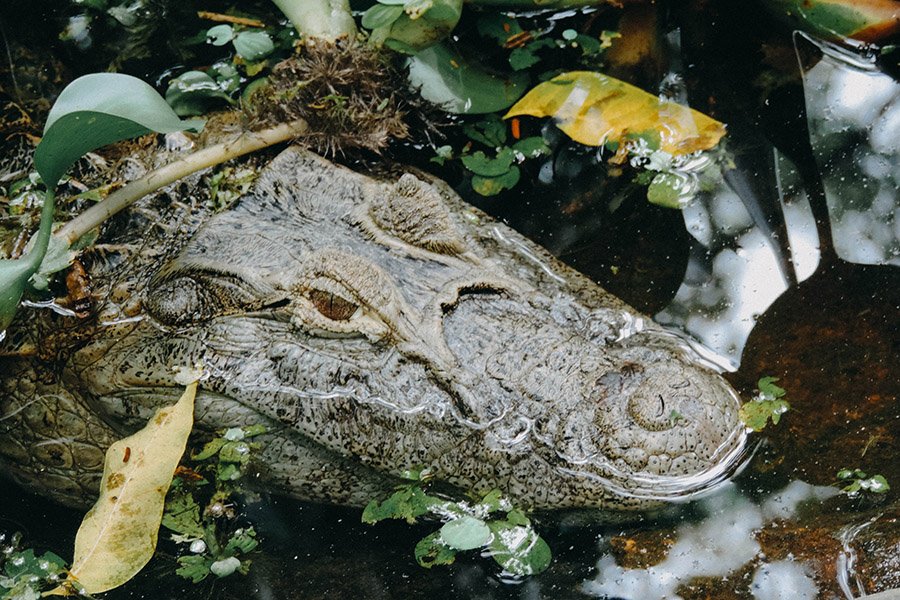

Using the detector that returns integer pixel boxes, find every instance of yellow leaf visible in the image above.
[504,71,726,155]
[48,373,200,595]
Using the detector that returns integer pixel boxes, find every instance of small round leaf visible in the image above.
[439,516,491,551]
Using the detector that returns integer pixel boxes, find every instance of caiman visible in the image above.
[0,146,747,511]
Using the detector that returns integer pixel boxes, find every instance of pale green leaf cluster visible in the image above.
[739,376,791,432]
[0,535,69,600]
[836,469,891,495]
[162,424,267,584]
[363,477,552,576]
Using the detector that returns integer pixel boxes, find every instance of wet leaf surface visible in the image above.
[49,376,199,595]
[504,71,726,155]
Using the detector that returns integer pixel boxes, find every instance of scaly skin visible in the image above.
[0,147,746,511]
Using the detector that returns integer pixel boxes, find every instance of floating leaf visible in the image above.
[361,485,440,524]
[49,376,199,595]
[206,24,234,46]
[739,377,791,432]
[472,167,520,196]
[647,173,683,208]
[233,31,274,61]
[414,532,458,568]
[504,71,726,155]
[762,0,899,42]
[440,516,491,551]
[757,376,786,400]
[462,150,514,177]
[408,42,529,114]
[487,521,551,575]
[166,71,234,117]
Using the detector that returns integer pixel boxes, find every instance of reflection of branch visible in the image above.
[270,0,357,41]
[55,119,309,246]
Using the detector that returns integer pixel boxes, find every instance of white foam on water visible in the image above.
[582,481,838,600]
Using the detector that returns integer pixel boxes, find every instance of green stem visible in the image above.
[270,0,357,41]
[26,188,56,271]
[56,119,309,246]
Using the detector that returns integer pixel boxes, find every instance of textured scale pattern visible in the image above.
[0,147,746,511]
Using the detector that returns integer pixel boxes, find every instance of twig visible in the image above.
[196,11,267,28]
[55,119,309,246]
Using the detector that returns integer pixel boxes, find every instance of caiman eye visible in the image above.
[145,276,220,326]
[307,288,360,321]
[291,249,399,340]
[145,270,283,327]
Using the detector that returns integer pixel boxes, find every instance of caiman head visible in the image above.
[53,147,746,511]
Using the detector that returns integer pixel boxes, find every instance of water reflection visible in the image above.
[656,150,820,371]
[797,32,900,267]
[656,31,899,371]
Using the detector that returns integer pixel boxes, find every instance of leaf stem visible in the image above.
[269,0,357,41]
[55,119,309,246]
[27,188,56,271]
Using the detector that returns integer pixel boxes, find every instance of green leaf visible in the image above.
[512,136,550,157]
[472,167,520,196]
[369,0,463,53]
[486,522,551,575]
[464,117,508,147]
[757,376,786,400]
[218,441,252,464]
[223,527,259,555]
[476,13,525,45]
[505,508,530,527]
[408,43,529,114]
[867,474,890,493]
[233,31,274,61]
[206,24,234,46]
[739,397,791,431]
[461,150,514,177]
[35,73,203,188]
[361,485,439,524]
[646,173,683,209]
[362,4,404,30]
[509,47,540,71]
[176,555,212,583]
[439,516,491,550]
[162,489,204,539]
[192,437,226,461]
[479,489,506,513]
[0,259,38,331]
[414,532,457,568]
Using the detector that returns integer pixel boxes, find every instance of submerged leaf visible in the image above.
[50,377,199,594]
[504,71,726,155]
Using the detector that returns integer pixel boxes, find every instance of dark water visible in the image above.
[2,1,898,599]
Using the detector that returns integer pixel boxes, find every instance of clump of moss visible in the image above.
[252,39,409,155]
